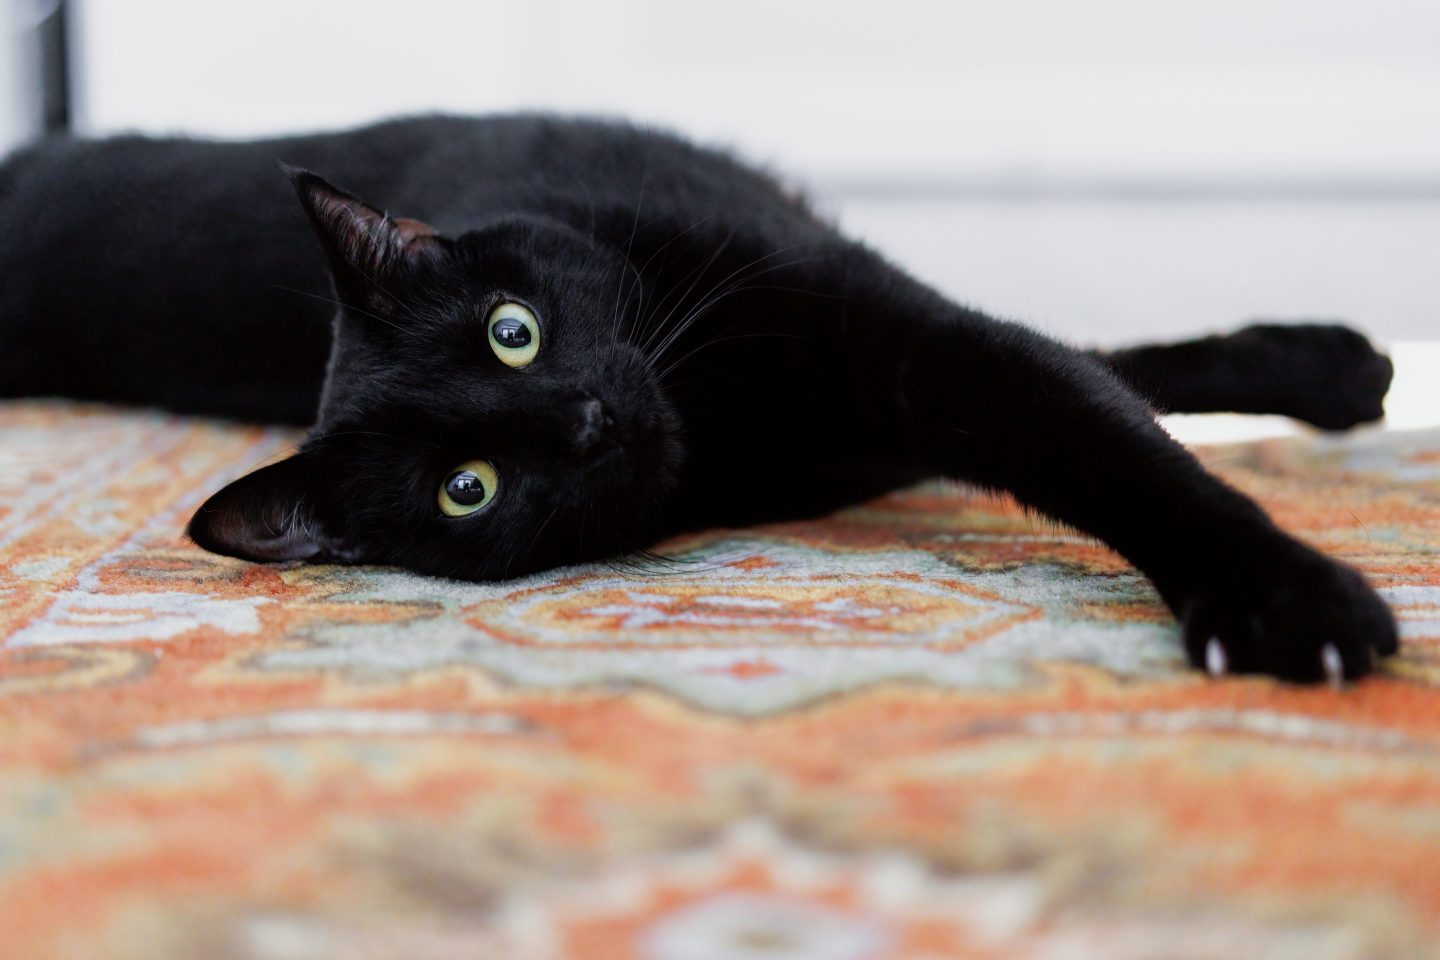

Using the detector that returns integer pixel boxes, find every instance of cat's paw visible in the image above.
[1181,553,1398,684]
[1235,323,1393,430]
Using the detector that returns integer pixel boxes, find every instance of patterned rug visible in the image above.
[1,399,1437,960]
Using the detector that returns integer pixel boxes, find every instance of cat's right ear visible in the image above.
[187,450,356,564]
[285,165,445,298]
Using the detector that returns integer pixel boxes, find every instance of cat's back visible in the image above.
[360,114,822,234]
[0,113,819,249]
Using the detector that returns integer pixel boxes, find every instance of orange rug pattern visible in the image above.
[1,400,1438,959]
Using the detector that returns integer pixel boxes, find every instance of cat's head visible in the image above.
[188,170,683,580]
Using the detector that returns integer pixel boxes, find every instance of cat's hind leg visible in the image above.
[1092,323,1393,430]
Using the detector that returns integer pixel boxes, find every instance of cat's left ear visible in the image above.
[187,450,357,564]
[286,166,445,292]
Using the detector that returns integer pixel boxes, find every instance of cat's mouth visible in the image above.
[576,405,682,496]
[580,443,625,469]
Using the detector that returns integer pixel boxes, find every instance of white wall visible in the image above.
[70,0,1440,190]
[48,1,1440,344]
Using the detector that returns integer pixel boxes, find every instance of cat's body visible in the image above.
[0,114,1399,682]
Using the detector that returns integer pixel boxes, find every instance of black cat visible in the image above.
[0,115,1398,683]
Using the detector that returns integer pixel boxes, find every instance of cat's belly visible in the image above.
[666,448,927,530]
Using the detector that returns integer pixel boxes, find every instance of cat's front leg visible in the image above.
[841,273,1399,682]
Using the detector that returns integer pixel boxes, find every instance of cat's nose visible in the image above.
[572,397,615,454]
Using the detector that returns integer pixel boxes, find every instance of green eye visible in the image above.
[438,459,499,517]
[487,302,540,368]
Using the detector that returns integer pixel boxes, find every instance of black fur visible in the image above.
[0,114,1399,682]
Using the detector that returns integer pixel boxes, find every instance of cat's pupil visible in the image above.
[492,317,532,348]
[445,470,487,505]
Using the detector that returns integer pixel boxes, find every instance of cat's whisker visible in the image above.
[360,271,429,327]
[609,166,650,344]
[645,252,821,367]
[310,429,432,447]
[655,331,807,383]
[589,232,647,367]
[570,174,598,238]
[521,505,561,571]
[273,286,409,335]
[633,229,744,350]
[644,248,820,362]
[627,255,706,363]
[622,214,717,347]
[633,231,738,360]
[647,282,767,365]
[718,283,848,301]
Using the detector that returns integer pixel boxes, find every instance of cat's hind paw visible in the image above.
[1233,323,1394,431]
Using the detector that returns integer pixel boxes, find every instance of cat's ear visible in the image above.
[285,165,443,291]
[187,451,354,564]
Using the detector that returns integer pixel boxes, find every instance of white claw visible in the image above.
[1321,643,1345,689]
[1205,638,1228,678]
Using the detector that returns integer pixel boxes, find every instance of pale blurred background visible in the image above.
[3,0,1437,416]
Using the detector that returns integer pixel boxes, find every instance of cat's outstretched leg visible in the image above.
[822,256,1398,683]
[1091,323,1393,430]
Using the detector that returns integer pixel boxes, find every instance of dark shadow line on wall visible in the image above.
[36,0,71,133]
